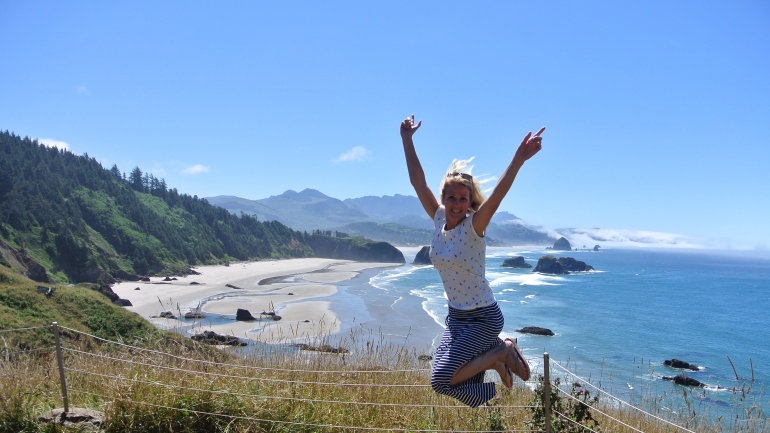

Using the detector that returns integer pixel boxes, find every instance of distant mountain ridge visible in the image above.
[207,190,555,246]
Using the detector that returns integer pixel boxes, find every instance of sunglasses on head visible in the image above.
[447,172,473,181]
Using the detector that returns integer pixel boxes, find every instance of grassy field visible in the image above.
[1,266,766,432]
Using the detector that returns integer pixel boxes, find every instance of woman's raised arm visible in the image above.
[401,115,439,219]
[472,127,545,236]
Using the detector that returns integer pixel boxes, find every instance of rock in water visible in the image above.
[556,257,594,272]
[501,256,532,268]
[236,308,256,321]
[412,246,432,265]
[533,255,594,274]
[664,359,700,371]
[663,374,706,387]
[552,237,572,251]
[517,326,555,336]
[533,255,567,274]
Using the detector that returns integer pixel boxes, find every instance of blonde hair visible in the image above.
[439,158,488,213]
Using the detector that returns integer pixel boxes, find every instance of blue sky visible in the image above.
[2,1,769,250]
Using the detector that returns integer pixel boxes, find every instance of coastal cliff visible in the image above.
[306,234,405,263]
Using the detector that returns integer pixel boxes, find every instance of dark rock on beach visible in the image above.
[113,298,133,307]
[111,269,143,282]
[533,255,594,274]
[236,308,257,321]
[517,326,555,336]
[294,343,350,354]
[260,311,282,321]
[226,284,243,289]
[663,374,706,387]
[191,330,247,346]
[664,359,700,371]
[552,237,572,251]
[501,256,532,268]
[412,246,432,265]
[93,283,119,302]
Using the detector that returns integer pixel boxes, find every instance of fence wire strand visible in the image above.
[59,325,432,374]
[551,360,697,433]
[0,325,50,333]
[64,366,534,410]
[552,408,601,433]
[62,347,432,388]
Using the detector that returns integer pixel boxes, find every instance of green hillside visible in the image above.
[0,131,313,283]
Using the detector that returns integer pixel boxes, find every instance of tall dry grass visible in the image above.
[0,324,766,432]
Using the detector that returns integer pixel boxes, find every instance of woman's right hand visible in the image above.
[400,114,422,139]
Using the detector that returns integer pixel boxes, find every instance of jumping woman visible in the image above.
[400,114,544,407]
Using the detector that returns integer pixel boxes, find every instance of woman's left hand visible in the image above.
[515,127,545,162]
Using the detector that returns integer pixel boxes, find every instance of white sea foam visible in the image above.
[489,273,564,287]
[369,265,424,291]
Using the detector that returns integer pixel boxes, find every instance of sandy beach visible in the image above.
[112,258,398,344]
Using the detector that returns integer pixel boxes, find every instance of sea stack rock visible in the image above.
[517,326,554,336]
[663,374,706,387]
[533,255,567,274]
[501,256,532,268]
[664,359,700,371]
[593,245,601,251]
[552,237,572,251]
[412,246,432,265]
[556,257,594,272]
[236,308,257,321]
[533,255,594,274]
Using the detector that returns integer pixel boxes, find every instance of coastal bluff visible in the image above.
[306,235,405,263]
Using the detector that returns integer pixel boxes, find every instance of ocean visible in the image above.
[347,246,770,419]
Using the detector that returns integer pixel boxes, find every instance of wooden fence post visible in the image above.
[52,322,69,414]
[544,352,552,433]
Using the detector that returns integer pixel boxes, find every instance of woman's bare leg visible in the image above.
[449,339,528,388]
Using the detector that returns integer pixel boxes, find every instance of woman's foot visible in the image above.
[494,361,513,389]
[504,338,531,381]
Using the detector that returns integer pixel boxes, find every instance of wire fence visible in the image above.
[0,323,750,432]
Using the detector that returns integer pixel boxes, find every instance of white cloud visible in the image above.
[76,85,88,94]
[38,138,70,151]
[333,146,371,163]
[182,164,210,175]
[553,227,704,249]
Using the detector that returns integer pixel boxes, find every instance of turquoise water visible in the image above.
[364,247,770,417]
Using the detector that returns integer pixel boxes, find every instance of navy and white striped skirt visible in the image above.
[430,303,505,407]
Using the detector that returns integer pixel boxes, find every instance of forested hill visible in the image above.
[0,131,314,283]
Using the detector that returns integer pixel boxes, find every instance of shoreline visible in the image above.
[112,258,399,344]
